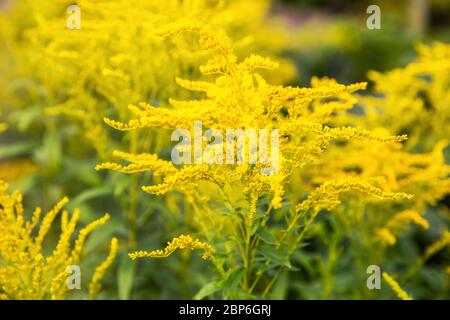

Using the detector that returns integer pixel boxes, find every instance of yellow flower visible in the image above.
[424,231,450,261]
[3,0,296,159]
[357,42,450,152]
[89,238,119,300]
[0,159,37,184]
[386,210,429,230]
[0,180,117,300]
[129,235,213,261]
[98,26,407,222]
[295,177,412,214]
[376,228,397,246]
[382,272,413,300]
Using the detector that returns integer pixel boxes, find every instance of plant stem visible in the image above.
[128,130,138,250]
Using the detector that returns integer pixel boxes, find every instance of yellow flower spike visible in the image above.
[89,237,118,300]
[241,54,279,72]
[247,194,258,226]
[32,197,69,255]
[50,270,67,301]
[296,177,413,214]
[49,209,80,267]
[175,78,213,92]
[423,231,450,261]
[24,207,42,236]
[31,254,44,299]
[141,165,226,196]
[0,123,7,133]
[103,117,144,131]
[71,213,110,262]
[155,21,233,54]
[376,228,397,246]
[129,235,213,261]
[61,210,69,232]
[96,151,176,175]
[386,210,430,230]
[382,272,413,300]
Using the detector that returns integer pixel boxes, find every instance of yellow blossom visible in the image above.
[386,210,429,230]
[382,272,413,300]
[0,180,116,300]
[376,228,397,246]
[424,231,450,261]
[129,235,213,261]
[89,238,119,300]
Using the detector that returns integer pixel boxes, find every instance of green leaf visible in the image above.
[194,281,221,300]
[35,131,62,173]
[68,186,112,209]
[114,176,131,198]
[117,254,135,300]
[222,267,245,299]
[255,228,278,245]
[270,271,289,299]
[84,218,125,253]
[0,142,34,160]
[213,206,233,216]
[9,105,42,132]
[257,244,291,269]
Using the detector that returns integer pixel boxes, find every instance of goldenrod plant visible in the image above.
[0,0,297,256]
[353,42,450,152]
[0,0,448,300]
[382,272,413,301]
[0,181,117,300]
[97,25,424,299]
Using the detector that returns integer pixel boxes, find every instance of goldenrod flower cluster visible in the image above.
[356,42,450,151]
[97,25,425,294]
[0,181,117,300]
[98,24,407,217]
[1,0,295,159]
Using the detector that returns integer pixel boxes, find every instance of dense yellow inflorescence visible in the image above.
[0,180,117,300]
[89,238,119,300]
[129,235,213,261]
[97,24,408,218]
[353,42,450,152]
[1,0,296,159]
